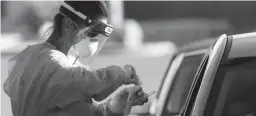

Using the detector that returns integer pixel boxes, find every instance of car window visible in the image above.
[204,58,256,116]
[162,53,204,115]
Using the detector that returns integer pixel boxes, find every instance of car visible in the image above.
[149,38,216,116]
[178,32,256,116]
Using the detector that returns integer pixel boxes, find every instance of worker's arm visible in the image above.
[48,50,141,108]
[67,54,128,100]
[66,63,141,99]
[62,64,132,97]
[51,50,139,96]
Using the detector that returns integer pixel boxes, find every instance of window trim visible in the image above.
[202,35,233,116]
[155,54,177,99]
[156,53,185,116]
[150,54,177,115]
[184,49,208,57]
[190,34,228,116]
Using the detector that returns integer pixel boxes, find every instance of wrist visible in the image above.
[108,98,126,113]
[108,90,129,113]
[104,99,123,116]
[121,66,129,84]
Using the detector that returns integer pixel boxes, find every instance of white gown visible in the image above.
[3,43,128,116]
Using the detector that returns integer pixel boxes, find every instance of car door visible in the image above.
[181,34,230,116]
[183,32,256,116]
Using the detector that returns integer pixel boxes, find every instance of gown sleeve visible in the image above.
[91,99,124,116]
[48,50,129,108]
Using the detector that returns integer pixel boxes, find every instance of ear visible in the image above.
[61,16,76,34]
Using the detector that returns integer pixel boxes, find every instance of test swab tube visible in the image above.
[146,90,156,97]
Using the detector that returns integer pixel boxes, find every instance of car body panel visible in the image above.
[183,32,256,116]
[228,32,256,59]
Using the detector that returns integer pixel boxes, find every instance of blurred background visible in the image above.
[1,1,256,116]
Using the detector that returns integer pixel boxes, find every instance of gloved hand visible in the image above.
[92,65,141,102]
[108,86,148,114]
[123,65,142,85]
[126,86,148,106]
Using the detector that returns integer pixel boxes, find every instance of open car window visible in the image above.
[204,58,256,116]
[161,53,204,115]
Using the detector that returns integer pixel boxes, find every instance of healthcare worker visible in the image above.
[3,1,148,116]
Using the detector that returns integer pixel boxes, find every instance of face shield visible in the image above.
[60,2,114,66]
[68,19,114,65]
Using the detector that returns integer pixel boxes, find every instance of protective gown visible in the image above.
[3,43,128,116]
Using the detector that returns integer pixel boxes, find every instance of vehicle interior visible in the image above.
[208,58,256,116]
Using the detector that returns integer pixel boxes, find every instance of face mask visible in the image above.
[68,24,113,66]
[73,38,91,58]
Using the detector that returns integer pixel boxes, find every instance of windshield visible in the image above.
[204,57,256,116]
[163,53,204,115]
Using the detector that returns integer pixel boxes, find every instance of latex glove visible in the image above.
[123,65,142,85]
[92,65,141,101]
[108,86,148,114]
[126,86,148,106]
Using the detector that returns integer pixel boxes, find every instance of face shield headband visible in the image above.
[60,2,114,37]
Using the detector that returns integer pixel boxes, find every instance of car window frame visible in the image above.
[202,35,233,116]
[191,34,228,116]
[156,54,177,99]
[182,34,229,116]
[156,49,207,116]
[150,53,177,115]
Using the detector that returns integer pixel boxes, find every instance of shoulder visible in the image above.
[27,43,73,67]
[29,43,65,61]
[47,49,74,68]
